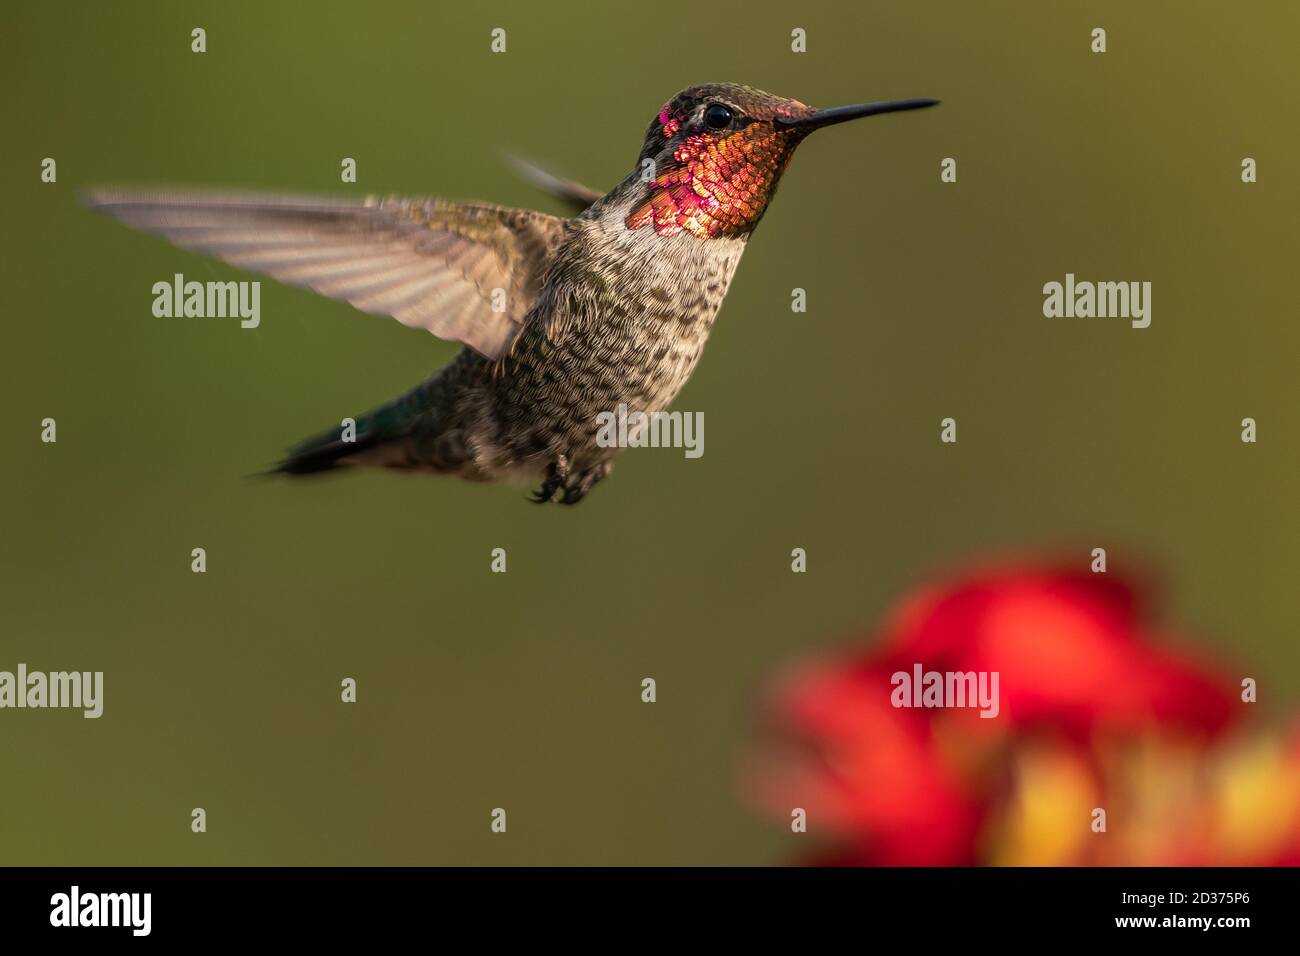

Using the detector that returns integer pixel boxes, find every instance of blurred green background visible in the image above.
[2,0,1296,865]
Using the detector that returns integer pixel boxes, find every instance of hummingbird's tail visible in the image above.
[272,416,391,476]
[270,365,464,477]
[271,386,426,476]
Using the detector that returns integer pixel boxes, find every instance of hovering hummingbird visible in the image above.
[86,84,937,504]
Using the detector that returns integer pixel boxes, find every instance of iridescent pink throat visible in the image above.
[626,109,797,240]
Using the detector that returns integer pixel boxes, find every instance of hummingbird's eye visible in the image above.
[702,104,734,130]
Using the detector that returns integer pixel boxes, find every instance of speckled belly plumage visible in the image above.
[388,222,747,480]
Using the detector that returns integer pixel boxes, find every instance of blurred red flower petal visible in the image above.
[876,563,1237,735]
[752,556,1259,866]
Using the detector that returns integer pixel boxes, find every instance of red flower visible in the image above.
[750,558,1293,865]
[874,563,1237,736]
[766,661,985,865]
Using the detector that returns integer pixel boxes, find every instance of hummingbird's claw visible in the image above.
[558,462,613,505]
[530,455,570,503]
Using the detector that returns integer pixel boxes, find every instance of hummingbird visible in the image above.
[86,84,937,504]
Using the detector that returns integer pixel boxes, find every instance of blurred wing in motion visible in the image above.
[507,155,603,215]
[83,189,568,359]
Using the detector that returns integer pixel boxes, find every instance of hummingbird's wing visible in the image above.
[83,189,567,360]
[507,156,603,215]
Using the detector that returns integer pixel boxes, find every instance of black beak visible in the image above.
[774,98,940,132]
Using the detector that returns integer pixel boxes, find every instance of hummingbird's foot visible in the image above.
[559,462,613,506]
[529,455,570,504]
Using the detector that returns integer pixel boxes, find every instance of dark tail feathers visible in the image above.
[273,421,386,476]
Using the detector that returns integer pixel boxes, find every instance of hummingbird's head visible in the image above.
[625,83,938,240]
